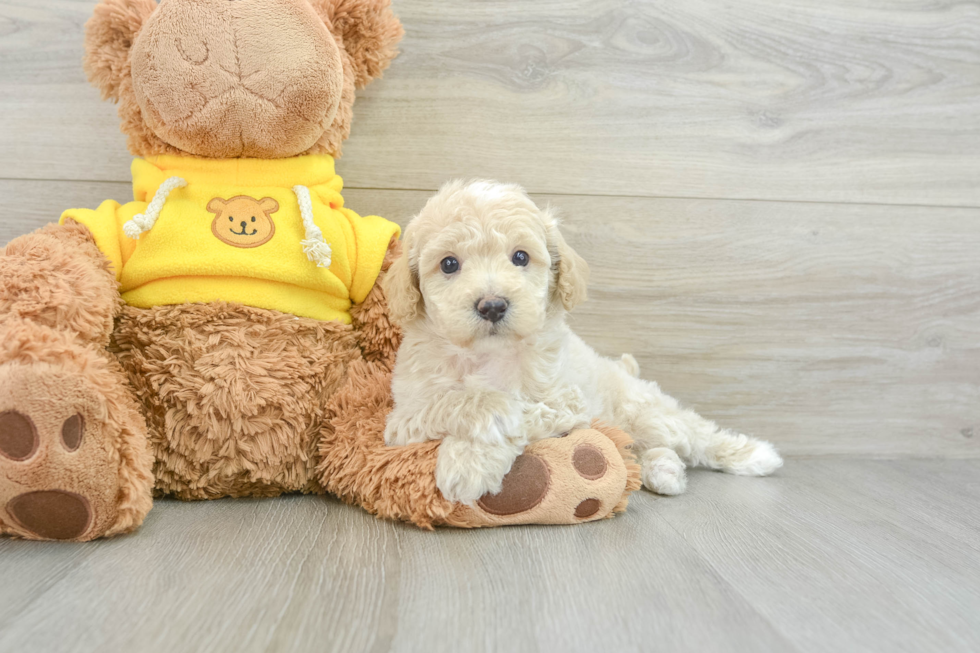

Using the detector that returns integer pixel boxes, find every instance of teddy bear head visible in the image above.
[84,0,403,159]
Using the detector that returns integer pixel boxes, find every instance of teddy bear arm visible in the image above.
[350,235,402,364]
[1,219,122,347]
[317,358,454,528]
[318,358,643,529]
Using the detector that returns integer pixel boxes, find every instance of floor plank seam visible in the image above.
[3,177,980,211]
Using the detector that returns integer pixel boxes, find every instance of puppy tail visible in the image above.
[619,354,640,378]
[695,429,783,477]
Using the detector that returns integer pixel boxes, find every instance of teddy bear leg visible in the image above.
[0,223,153,540]
[317,359,642,529]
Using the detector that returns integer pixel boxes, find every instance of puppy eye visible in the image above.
[440,256,460,274]
[512,250,530,267]
[251,216,256,222]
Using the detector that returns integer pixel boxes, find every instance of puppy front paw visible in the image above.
[436,437,522,504]
[383,415,412,446]
[558,411,592,435]
[383,408,432,446]
[523,403,591,441]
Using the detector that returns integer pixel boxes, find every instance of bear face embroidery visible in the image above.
[207,196,279,248]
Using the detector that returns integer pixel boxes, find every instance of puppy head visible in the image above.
[385,180,589,346]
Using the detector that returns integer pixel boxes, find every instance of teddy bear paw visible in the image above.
[444,427,639,527]
[0,353,149,541]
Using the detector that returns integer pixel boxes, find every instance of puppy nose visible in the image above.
[240,221,248,228]
[476,297,509,323]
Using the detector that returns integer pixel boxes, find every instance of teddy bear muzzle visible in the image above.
[130,0,345,159]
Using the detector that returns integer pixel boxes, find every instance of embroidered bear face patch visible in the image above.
[207,196,278,248]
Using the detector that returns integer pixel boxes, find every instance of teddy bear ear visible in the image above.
[311,0,405,89]
[206,198,227,214]
[83,0,157,101]
[258,198,280,214]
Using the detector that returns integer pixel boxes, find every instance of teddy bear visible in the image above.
[0,0,640,541]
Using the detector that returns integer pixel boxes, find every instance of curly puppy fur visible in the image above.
[322,239,641,528]
[384,180,784,503]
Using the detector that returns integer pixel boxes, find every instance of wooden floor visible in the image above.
[0,460,978,653]
[1,1,979,651]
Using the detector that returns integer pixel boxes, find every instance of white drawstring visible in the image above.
[123,178,331,270]
[123,176,187,239]
[292,185,332,268]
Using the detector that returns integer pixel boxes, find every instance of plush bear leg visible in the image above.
[0,223,153,540]
[317,358,642,529]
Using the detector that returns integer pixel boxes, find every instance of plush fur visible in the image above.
[83,0,402,159]
[0,220,122,347]
[384,181,784,503]
[0,318,153,541]
[111,301,360,499]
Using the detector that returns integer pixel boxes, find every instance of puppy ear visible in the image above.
[383,236,423,325]
[551,224,590,312]
[311,0,405,88]
[83,0,157,101]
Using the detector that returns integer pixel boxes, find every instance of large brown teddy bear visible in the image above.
[0,0,639,541]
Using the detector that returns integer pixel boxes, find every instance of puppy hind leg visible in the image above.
[618,375,782,483]
[700,428,783,477]
[639,399,782,477]
[640,447,687,495]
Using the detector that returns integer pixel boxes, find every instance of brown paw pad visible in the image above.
[0,362,138,541]
[574,498,602,519]
[572,444,607,480]
[61,414,85,452]
[0,411,39,462]
[477,454,551,516]
[7,490,92,540]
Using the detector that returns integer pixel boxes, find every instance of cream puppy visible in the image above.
[383,180,783,504]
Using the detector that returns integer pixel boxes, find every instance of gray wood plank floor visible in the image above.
[1,1,979,651]
[0,460,978,653]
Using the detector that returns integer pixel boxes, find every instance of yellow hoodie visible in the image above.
[60,155,400,323]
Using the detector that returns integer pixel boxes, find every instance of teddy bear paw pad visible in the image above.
[0,364,121,541]
[572,443,607,480]
[7,490,92,540]
[476,453,551,515]
[0,410,39,461]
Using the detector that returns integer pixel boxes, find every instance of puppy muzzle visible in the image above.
[475,296,509,324]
